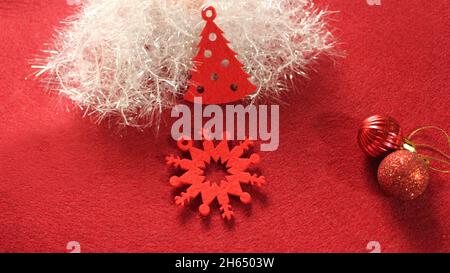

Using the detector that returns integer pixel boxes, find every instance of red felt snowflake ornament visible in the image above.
[166,132,265,220]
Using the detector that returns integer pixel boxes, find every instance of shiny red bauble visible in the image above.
[377,150,430,200]
[358,115,404,158]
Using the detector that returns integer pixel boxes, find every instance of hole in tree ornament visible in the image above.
[204,49,212,58]
[230,84,238,92]
[209,33,217,41]
[221,59,230,68]
[202,6,217,21]
[197,86,205,93]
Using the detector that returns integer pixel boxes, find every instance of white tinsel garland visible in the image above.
[34,0,337,128]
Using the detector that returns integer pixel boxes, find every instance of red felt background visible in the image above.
[0,0,449,253]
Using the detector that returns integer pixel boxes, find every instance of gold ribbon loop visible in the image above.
[406,126,450,174]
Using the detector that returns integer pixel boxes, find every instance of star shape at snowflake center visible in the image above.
[202,159,231,187]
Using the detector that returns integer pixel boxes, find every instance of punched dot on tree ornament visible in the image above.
[209,33,217,41]
[197,86,205,93]
[221,59,230,68]
[204,50,212,58]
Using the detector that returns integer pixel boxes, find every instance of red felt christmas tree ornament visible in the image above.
[184,6,257,105]
[358,115,450,200]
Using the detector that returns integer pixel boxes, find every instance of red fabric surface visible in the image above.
[0,1,449,253]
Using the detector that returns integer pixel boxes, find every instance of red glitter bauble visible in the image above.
[358,115,404,158]
[377,150,430,200]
